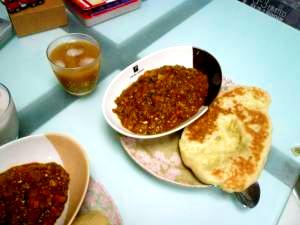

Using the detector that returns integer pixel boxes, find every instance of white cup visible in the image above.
[0,83,19,145]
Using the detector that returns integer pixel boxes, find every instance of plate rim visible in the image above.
[120,135,210,188]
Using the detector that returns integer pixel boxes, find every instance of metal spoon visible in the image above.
[234,182,260,208]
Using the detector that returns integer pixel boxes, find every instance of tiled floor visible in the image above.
[239,0,300,30]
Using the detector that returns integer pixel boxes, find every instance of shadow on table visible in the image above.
[265,145,300,188]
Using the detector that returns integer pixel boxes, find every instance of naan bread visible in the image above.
[179,86,272,192]
[72,211,110,225]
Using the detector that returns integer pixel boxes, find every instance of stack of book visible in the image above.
[64,0,141,27]
[238,0,300,30]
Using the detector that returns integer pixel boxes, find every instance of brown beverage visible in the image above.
[47,34,101,96]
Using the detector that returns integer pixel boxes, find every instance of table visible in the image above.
[1,0,300,224]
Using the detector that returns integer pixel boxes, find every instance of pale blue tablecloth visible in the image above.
[1,1,300,225]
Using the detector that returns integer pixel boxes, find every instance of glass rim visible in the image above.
[46,33,101,70]
[0,83,13,120]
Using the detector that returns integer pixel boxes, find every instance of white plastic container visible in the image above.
[0,83,19,145]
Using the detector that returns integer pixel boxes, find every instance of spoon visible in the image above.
[234,182,260,208]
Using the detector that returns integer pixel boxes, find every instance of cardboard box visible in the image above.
[9,0,68,36]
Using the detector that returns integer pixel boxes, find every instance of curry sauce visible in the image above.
[0,162,69,225]
[113,65,209,135]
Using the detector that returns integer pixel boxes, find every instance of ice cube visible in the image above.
[54,60,66,68]
[79,57,95,67]
[66,48,84,57]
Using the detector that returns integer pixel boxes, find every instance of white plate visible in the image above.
[102,46,222,139]
[0,133,90,225]
[120,132,209,188]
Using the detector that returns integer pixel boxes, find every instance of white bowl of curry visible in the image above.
[0,133,89,225]
[102,46,222,139]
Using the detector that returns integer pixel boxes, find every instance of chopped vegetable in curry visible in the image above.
[113,65,209,135]
[0,162,69,225]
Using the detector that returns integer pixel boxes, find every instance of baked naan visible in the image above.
[179,86,272,192]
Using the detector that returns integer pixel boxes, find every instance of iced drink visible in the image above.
[0,83,19,146]
[47,33,101,96]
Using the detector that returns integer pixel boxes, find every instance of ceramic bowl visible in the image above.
[102,46,222,139]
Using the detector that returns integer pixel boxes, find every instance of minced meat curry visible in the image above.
[113,65,209,135]
[0,162,69,225]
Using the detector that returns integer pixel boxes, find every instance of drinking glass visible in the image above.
[47,33,101,96]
